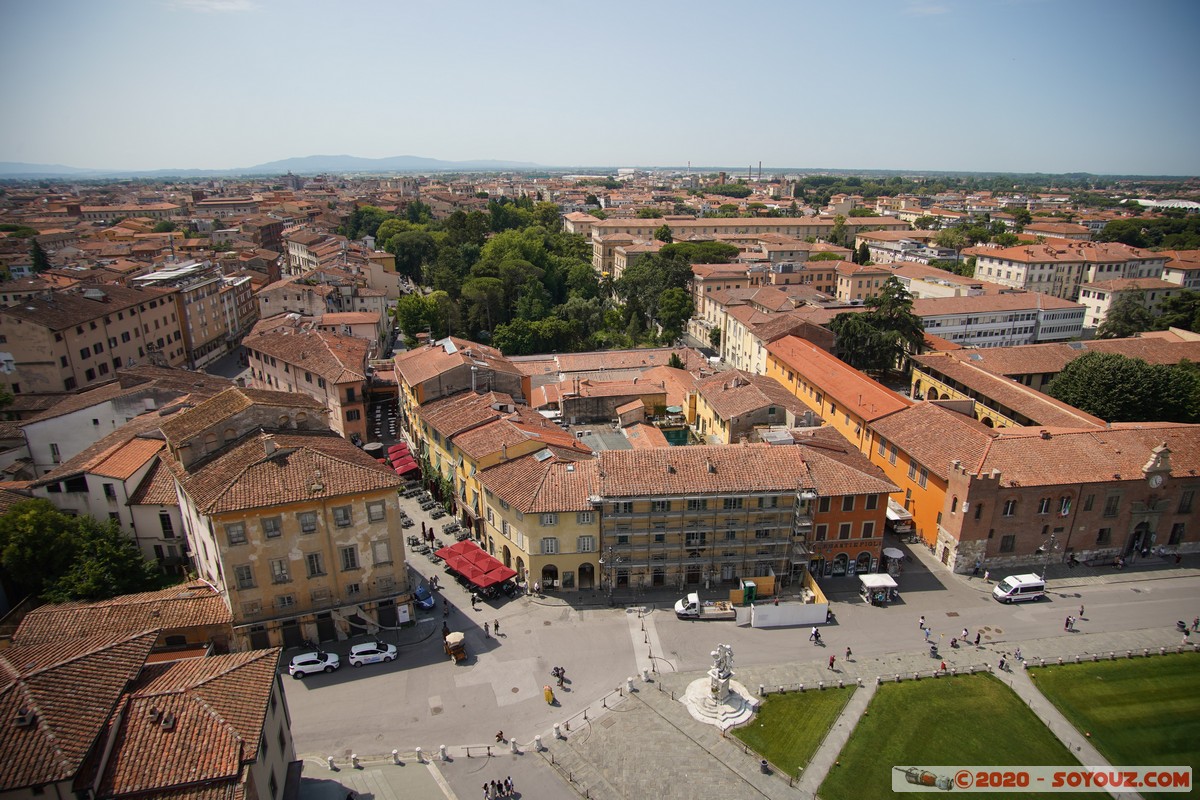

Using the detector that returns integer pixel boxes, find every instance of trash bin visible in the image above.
[760,759,770,774]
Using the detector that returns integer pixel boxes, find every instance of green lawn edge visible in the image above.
[730,686,854,778]
[819,673,1097,800]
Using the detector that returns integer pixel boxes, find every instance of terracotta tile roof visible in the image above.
[23,367,231,426]
[623,424,669,449]
[935,338,1200,378]
[127,457,180,505]
[0,631,157,791]
[421,390,514,439]
[696,370,807,421]
[86,650,280,798]
[478,454,599,513]
[1080,277,1178,292]
[0,285,177,331]
[978,424,1200,488]
[394,337,518,387]
[31,415,169,487]
[869,402,997,481]
[912,352,1105,428]
[599,443,813,497]
[977,240,1161,265]
[244,328,368,384]
[0,486,32,514]
[791,432,899,497]
[637,366,697,407]
[13,582,231,646]
[165,430,403,514]
[766,336,912,422]
[912,292,1081,317]
[452,415,592,460]
[552,347,709,375]
[159,387,325,445]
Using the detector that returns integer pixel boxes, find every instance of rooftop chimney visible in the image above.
[263,435,277,456]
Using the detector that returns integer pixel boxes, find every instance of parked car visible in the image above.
[288,650,340,678]
[414,584,436,610]
[348,641,398,667]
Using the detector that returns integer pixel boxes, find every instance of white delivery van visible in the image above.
[992,573,1046,603]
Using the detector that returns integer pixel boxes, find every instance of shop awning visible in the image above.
[434,541,517,589]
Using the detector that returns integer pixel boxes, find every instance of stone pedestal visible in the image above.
[680,676,759,731]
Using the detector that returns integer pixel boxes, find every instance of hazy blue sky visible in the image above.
[1,0,1197,174]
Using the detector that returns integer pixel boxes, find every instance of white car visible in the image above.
[348,641,398,667]
[288,650,340,679]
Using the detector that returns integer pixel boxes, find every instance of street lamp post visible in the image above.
[1037,533,1059,580]
[599,546,622,604]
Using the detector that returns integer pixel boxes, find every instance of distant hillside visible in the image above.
[0,153,542,179]
[239,154,542,174]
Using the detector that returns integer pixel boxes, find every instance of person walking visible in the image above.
[494,619,500,635]
[1193,616,1199,632]
[443,599,449,617]
[845,646,852,661]
[482,784,489,800]
[961,627,969,640]
[505,776,514,795]
[984,569,990,582]
[471,592,478,609]
[828,654,835,670]
[923,627,931,642]
[483,622,490,637]
[940,660,947,673]
[918,615,925,629]
[1014,647,1022,662]
[810,626,818,641]
[974,631,981,647]
[1064,615,1072,631]
[1079,604,1085,618]
[998,655,1007,671]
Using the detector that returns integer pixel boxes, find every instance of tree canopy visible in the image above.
[829,277,924,373]
[1096,291,1154,339]
[1045,352,1199,423]
[0,500,164,602]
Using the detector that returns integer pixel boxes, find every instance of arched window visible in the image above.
[950,496,959,514]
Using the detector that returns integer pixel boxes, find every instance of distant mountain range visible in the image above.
[0,154,543,179]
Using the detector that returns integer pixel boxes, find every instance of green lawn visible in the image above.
[1030,653,1200,798]
[819,673,1097,800]
[731,686,854,777]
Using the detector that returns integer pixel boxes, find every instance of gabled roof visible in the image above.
[766,336,911,422]
[870,402,998,481]
[164,430,402,514]
[31,415,168,487]
[159,387,325,445]
[83,650,279,798]
[0,631,157,791]
[13,582,231,646]
[599,443,812,497]
[394,337,518,387]
[478,454,599,513]
[243,328,369,384]
[695,370,807,422]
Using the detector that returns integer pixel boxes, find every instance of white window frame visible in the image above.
[540,513,558,527]
[577,535,595,552]
[541,537,559,555]
[367,501,386,522]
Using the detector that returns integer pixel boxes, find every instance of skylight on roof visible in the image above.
[534,449,553,462]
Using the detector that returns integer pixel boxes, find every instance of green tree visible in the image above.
[913,215,937,230]
[667,353,685,369]
[636,207,664,219]
[0,500,163,602]
[808,252,844,262]
[654,224,673,243]
[1046,351,1199,423]
[855,242,871,265]
[707,184,752,198]
[1155,291,1200,332]
[933,227,968,250]
[848,207,879,217]
[829,214,847,246]
[1009,207,1032,229]
[584,194,601,207]
[830,312,891,372]
[394,292,439,340]
[655,287,693,344]
[385,230,438,279]
[709,327,721,349]
[1097,291,1154,339]
[405,200,433,225]
[152,220,177,233]
[532,202,563,232]
[30,239,50,273]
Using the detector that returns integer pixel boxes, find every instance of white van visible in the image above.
[992,573,1046,603]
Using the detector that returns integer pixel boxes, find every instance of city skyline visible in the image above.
[1,0,1198,175]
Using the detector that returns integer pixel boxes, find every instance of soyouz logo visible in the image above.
[891,766,1192,792]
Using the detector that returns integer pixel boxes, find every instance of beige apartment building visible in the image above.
[974,241,1166,301]
[160,387,411,650]
[243,328,371,442]
[0,285,185,395]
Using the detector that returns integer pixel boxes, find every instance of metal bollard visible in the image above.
[895,674,901,682]
[627,676,634,692]
[1143,648,1149,657]
[818,681,824,690]
[643,668,651,682]
[914,672,920,681]
[439,745,448,761]
[838,680,844,688]
[554,723,563,739]
[510,738,518,753]
[415,747,423,763]
[1126,650,1133,659]
[950,668,957,676]
[798,683,804,692]
[351,754,359,769]
[1057,657,1063,665]
[759,684,766,696]
[327,756,335,770]
[392,749,400,764]
[535,735,543,752]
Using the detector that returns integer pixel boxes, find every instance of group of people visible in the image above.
[482,776,515,798]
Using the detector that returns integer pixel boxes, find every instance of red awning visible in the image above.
[433,541,514,588]
[388,443,411,456]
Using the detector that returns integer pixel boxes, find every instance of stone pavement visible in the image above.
[536,626,1194,800]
